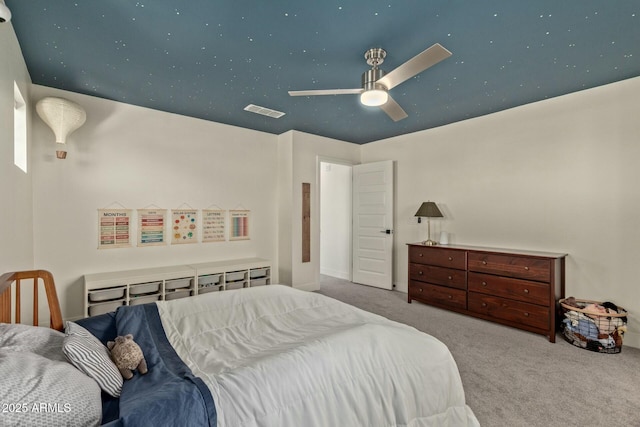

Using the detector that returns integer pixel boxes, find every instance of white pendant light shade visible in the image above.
[360,89,388,107]
[0,0,12,23]
[36,97,87,159]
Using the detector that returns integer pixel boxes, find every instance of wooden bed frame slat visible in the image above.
[33,280,38,326]
[0,270,63,331]
[15,280,21,324]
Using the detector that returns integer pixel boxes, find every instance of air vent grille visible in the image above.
[244,104,285,119]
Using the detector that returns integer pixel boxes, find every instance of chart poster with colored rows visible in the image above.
[137,209,166,247]
[202,209,226,242]
[98,209,132,249]
[229,210,250,241]
[171,209,198,244]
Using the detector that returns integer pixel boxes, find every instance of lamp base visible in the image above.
[422,239,438,246]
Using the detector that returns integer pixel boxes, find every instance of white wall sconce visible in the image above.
[36,97,87,159]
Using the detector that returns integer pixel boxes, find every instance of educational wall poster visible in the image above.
[229,210,250,241]
[137,209,166,246]
[202,209,226,242]
[98,209,132,249]
[171,209,198,244]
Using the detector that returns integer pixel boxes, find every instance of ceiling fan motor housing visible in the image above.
[362,68,387,91]
[363,48,388,91]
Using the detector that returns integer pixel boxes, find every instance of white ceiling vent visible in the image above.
[244,104,285,119]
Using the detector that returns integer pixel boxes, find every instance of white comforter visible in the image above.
[157,285,479,427]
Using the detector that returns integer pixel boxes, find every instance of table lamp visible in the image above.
[415,201,443,246]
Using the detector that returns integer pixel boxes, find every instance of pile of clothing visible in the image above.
[561,297,627,353]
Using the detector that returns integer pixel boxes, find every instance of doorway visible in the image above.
[318,158,394,290]
[319,161,352,281]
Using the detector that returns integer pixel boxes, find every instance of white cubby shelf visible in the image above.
[83,257,271,317]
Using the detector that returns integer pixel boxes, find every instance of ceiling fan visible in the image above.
[288,43,452,122]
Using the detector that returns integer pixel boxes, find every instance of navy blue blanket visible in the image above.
[77,304,217,427]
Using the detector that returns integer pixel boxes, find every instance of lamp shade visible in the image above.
[414,201,443,218]
[36,97,87,159]
[0,0,12,23]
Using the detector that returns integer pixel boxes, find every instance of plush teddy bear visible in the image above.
[107,334,148,380]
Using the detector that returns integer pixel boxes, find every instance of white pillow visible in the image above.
[0,323,67,362]
[0,349,101,427]
[63,320,123,398]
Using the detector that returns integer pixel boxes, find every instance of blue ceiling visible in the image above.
[7,1,640,144]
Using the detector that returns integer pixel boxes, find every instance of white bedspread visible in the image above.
[157,285,479,427]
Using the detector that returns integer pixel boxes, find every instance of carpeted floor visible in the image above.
[317,275,640,427]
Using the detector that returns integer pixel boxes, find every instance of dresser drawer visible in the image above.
[468,272,550,306]
[468,252,551,282]
[409,263,466,290]
[410,281,466,310]
[468,293,549,330]
[409,246,466,270]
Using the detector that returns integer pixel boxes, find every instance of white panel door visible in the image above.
[352,160,393,289]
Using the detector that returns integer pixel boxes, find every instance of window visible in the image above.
[14,81,27,173]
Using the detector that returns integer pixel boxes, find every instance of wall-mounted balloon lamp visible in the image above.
[35,97,87,159]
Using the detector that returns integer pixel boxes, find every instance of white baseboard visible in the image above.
[319,267,350,280]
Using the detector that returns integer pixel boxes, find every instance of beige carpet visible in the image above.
[317,275,640,427]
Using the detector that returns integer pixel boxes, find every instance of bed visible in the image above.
[1,270,479,427]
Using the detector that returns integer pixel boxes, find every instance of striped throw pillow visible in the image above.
[63,321,123,397]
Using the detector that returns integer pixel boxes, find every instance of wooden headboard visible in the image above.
[0,270,64,331]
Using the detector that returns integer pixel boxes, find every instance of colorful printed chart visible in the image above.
[138,209,166,246]
[98,209,132,249]
[229,210,250,241]
[202,209,226,242]
[171,209,198,244]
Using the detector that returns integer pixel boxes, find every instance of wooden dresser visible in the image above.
[407,243,566,342]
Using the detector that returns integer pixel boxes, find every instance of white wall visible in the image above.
[361,77,640,348]
[0,23,33,273]
[30,85,279,320]
[276,132,294,286]
[320,162,352,280]
[281,131,361,291]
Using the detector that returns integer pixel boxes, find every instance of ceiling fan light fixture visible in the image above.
[360,89,388,107]
[290,43,451,121]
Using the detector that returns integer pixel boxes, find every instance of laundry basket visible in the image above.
[559,298,627,354]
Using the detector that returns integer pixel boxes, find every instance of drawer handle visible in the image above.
[419,253,424,257]
[482,260,487,265]
[448,256,453,261]
[418,271,423,275]
[524,289,530,294]
[481,302,487,307]
[524,312,530,317]
[448,275,453,280]
[481,281,487,287]
[524,266,530,271]
[448,295,452,299]
[419,288,423,292]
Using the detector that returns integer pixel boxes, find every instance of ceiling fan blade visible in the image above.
[377,43,452,90]
[380,95,408,122]
[288,88,363,96]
